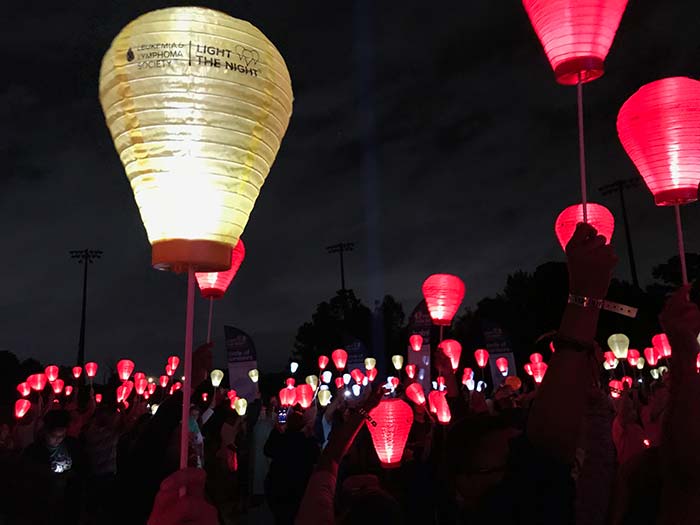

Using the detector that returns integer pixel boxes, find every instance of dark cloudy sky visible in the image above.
[1,0,698,375]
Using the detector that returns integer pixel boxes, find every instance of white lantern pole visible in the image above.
[180,268,196,471]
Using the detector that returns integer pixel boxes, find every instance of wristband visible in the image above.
[568,294,638,318]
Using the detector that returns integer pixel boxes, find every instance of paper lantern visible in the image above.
[409,334,423,352]
[17,382,31,397]
[45,365,59,383]
[636,357,645,370]
[524,363,534,376]
[165,364,174,377]
[116,384,128,403]
[331,349,348,371]
[296,384,314,409]
[650,368,659,380]
[290,361,299,374]
[85,362,98,378]
[652,334,672,359]
[391,355,404,371]
[463,367,474,381]
[531,362,548,384]
[696,352,700,373]
[428,390,440,414]
[50,379,65,395]
[617,77,700,206]
[94,393,102,403]
[603,351,617,368]
[474,349,489,369]
[621,376,633,389]
[343,373,352,385]
[555,203,615,251]
[117,360,135,382]
[321,371,332,384]
[334,377,345,390]
[172,381,182,392]
[439,340,462,371]
[285,378,296,388]
[505,376,522,391]
[15,399,31,419]
[626,349,640,368]
[364,358,376,371]
[608,334,629,359]
[234,397,248,416]
[389,377,400,389]
[432,391,451,425]
[159,375,169,388]
[248,369,259,383]
[368,399,413,468]
[318,355,330,370]
[227,389,237,400]
[305,375,319,391]
[436,376,446,390]
[135,377,149,396]
[318,389,332,407]
[64,386,73,396]
[279,387,297,407]
[405,383,426,406]
[167,356,180,372]
[27,373,47,392]
[644,347,659,367]
[530,353,544,365]
[72,366,82,379]
[495,357,509,376]
[367,368,378,382]
[195,240,246,298]
[405,364,417,379]
[522,0,628,85]
[210,369,224,388]
[99,7,293,271]
[609,379,623,398]
[133,372,146,383]
[350,369,365,385]
[422,274,465,326]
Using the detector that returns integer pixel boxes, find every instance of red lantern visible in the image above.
[165,364,174,377]
[409,334,423,352]
[117,360,135,381]
[652,334,672,359]
[27,373,47,392]
[367,368,378,382]
[555,203,614,251]
[279,387,297,407]
[390,377,400,389]
[17,382,31,397]
[532,362,548,384]
[530,352,544,364]
[422,274,465,326]
[621,376,633,389]
[334,377,345,389]
[167,356,180,372]
[85,362,98,378]
[522,0,628,85]
[406,383,426,406]
[524,363,533,376]
[405,364,416,379]
[135,377,148,396]
[147,383,157,395]
[50,379,65,395]
[144,392,150,400]
[428,390,440,414]
[65,386,73,396]
[350,369,364,385]
[626,349,640,368]
[195,240,246,298]
[72,366,82,379]
[367,398,413,468]
[696,352,700,373]
[202,392,208,402]
[45,365,59,382]
[331,349,348,371]
[439,339,462,371]
[95,393,102,403]
[474,349,489,369]
[496,357,509,376]
[296,384,314,409]
[462,367,473,381]
[133,372,146,383]
[15,399,31,419]
[116,384,128,403]
[617,77,700,206]
[436,376,446,390]
[285,377,296,388]
[604,351,618,368]
[644,347,659,367]
[159,375,169,388]
[432,391,451,425]
[172,381,182,392]
[609,379,623,398]
[227,389,237,400]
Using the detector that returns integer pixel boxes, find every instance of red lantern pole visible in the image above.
[673,205,688,285]
[180,268,195,473]
[577,74,588,223]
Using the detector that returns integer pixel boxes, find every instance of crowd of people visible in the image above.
[0,223,698,525]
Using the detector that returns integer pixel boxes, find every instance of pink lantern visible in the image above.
[522,0,628,85]
[133,372,146,383]
[462,367,473,381]
[390,377,400,389]
[317,355,329,370]
[621,376,633,389]
[530,353,544,364]
[428,390,440,414]
[524,363,534,376]
[626,349,640,368]
[95,393,102,403]
[27,373,47,392]
[116,384,129,403]
[159,375,169,388]
[433,391,451,425]
[50,379,65,395]
[202,392,208,402]
[117,360,135,382]
[644,347,659,367]
[15,399,31,419]
[531,362,548,384]
[609,379,623,398]
[135,377,148,396]
[295,384,314,409]
[172,381,182,392]
[165,364,174,377]
[604,351,618,368]
[64,386,73,396]
[652,334,672,359]
[405,383,426,406]
[285,377,296,388]
[195,240,246,299]
[439,339,462,371]
[279,387,297,407]
[227,389,237,400]
[72,366,82,379]
[617,77,700,206]
[367,368,378,382]
[436,376,446,390]
[474,349,489,369]
[167,356,180,372]
[350,369,365,385]
[85,362,98,378]
[334,377,345,389]
[45,365,59,382]
[331,349,348,371]
[405,364,416,379]
[409,334,423,352]
[495,357,509,376]
[422,274,465,326]
[555,203,614,251]
[367,399,414,468]
[147,383,157,395]
[17,382,31,397]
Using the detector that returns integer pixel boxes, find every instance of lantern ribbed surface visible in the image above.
[617,77,700,206]
[99,7,293,271]
[368,398,414,468]
[554,203,614,251]
[522,0,628,85]
[422,274,465,326]
[196,239,246,298]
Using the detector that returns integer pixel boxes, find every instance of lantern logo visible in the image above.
[234,45,259,66]
[126,48,135,62]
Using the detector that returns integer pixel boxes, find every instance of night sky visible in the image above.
[2,0,698,375]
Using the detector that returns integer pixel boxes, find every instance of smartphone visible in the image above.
[277,410,287,425]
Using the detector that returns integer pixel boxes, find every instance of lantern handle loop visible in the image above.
[577,74,588,223]
[674,204,688,285]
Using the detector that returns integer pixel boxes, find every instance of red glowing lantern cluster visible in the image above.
[617,77,700,206]
[422,274,465,326]
[555,203,615,251]
[279,387,297,407]
[27,373,47,392]
[522,0,628,85]
[439,339,462,371]
[367,399,414,468]
[295,384,314,409]
[45,365,59,382]
[117,360,135,381]
[406,383,426,406]
[532,362,548,384]
[409,334,423,352]
[72,366,82,379]
[652,334,672,359]
[474,349,489,369]
[331,349,348,371]
[85,362,98,379]
[15,399,31,419]
[195,240,246,299]
[495,357,508,376]
[17,382,31,397]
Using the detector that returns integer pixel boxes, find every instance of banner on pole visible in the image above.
[224,325,258,401]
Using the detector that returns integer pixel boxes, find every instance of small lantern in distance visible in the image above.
[17,382,31,397]
[391,355,404,371]
[15,399,31,419]
[51,379,65,395]
[159,375,169,388]
[406,383,426,406]
[652,334,672,359]
[626,349,640,368]
[608,334,630,359]
[439,340,462,371]
[296,384,314,409]
[210,369,224,388]
[64,386,73,396]
[318,389,332,407]
[234,397,248,416]
[85,362,98,379]
[45,365,59,382]
[331,349,348,371]
[248,369,259,383]
[305,375,319,391]
[72,366,82,379]
[95,393,102,403]
[28,373,47,392]
[644,347,659,367]
[474,349,489,369]
[405,364,417,379]
[167,356,180,372]
[364,358,376,371]
[318,355,330,370]
[495,357,509,376]
[409,334,423,352]
[117,360,135,382]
